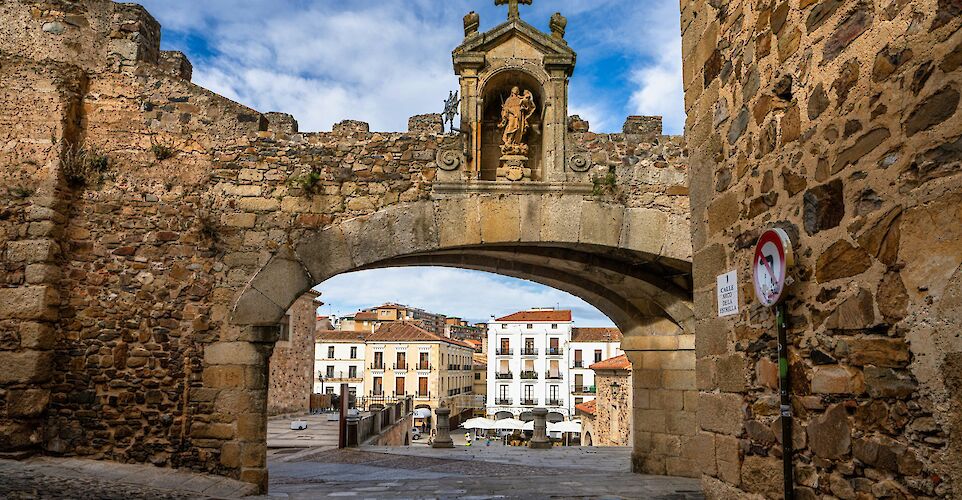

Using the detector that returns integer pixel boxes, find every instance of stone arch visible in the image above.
[226,194,698,484]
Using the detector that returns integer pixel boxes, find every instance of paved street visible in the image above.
[267,444,703,499]
[268,413,343,448]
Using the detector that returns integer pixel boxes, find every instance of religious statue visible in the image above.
[498,86,536,156]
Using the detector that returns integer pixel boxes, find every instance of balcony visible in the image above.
[546,347,563,356]
[545,372,563,380]
[572,361,584,368]
[370,363,385,370]
[495,372,513,380]
[416,363,432,371]
[320,371,362,381]
[546,398,563,406]
[520,371,538,379]
[521,398,538,406]
[496,348,513,356]
[392,363,408,371]
[495,398,512,405]
[521,348,538,356]
[463,364,473,371]
[573,385,597,394]
[416,391,431,399]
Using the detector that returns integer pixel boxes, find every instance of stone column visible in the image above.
[431,407,454,448]
[529,408,551,449]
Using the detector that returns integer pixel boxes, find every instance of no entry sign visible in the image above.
[752,228,794,307]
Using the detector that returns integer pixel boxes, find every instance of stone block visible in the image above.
[222,213,257,228]
[807,404,851,459]
[407,113,443,134]
[236,198,279,212]
[519,194,542,242]
[296,226,355,283]
[480,196,520,243]
[220,442,241,468]
[191,422,235,440]
[741,455,782,496]
[579,201,624,247]
[715,353,748,392]
[811,365,865,394]
[0,351,54,384]
[5,240,59,263]
[349,202,439,266]
[249,255,312,316]
[622,208,668,256]
[698,393,744,435]
[6,389,50,417]
[24,264,61,284]
[19,322,56,350]
[436,197,481,248]
[541,195,581,242]
[663,369,696,390]
[204,343,264,366]
[635,408,667,433]
[230,287,286,326]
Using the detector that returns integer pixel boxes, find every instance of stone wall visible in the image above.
[591,369,633,447]
[682,0,962,497]
[266,292,316,416]
[0,0,694,492]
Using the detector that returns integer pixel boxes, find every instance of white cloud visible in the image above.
[314,267,615,327]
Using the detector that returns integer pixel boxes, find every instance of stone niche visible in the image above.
[452,9,575,183]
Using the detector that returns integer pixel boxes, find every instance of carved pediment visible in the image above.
[453,19,575,75]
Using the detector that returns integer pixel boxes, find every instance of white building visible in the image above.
[314,330,368,397]
[486,309,573,420]
[569,328,623,407]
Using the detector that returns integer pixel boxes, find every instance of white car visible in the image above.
[411,428,422,440]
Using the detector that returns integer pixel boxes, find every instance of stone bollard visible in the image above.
[432,407,454,448]
[346,414,360,447]
[529,408,551,449]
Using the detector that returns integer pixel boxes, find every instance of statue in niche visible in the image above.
[498,86,536,156]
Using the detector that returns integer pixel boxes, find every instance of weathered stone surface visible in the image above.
[807,404,851,459]
[812,365,864,394]
[833,128,891,174]
[6,389,50,417]
[0,287,59,321]
[872,46,913,82]
[905,85,960,137]
[807,83,829,120]
[864,366,917,399]
[727,107,750,145]
[856,207,902,267]
[832,59,860,105]
[803,179,844,235]
[825,288,876,330]
[740,455,782,496]
[823,2,874,62]
[845,337,911,367]
[0,351,54,384]
[816,240,872,283]
[698,393,744,436]
[807,0,843,32]
[877,272,909,321]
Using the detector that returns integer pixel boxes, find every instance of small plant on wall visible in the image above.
[289,169,323,198]
[150,134,177,161]
[591,165,618,197]
[60,141,110,188]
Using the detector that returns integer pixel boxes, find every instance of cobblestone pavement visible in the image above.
[0,457,255,499]
[265,448,704,499]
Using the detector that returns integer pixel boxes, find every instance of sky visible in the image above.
[138,0,684,328]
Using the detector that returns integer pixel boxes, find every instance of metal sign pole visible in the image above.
[776,303,794,500]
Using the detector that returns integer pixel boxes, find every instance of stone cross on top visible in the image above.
[495,0,533,20]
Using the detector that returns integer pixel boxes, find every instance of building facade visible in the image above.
[578,354,633,447]
[361,322,478,427]
[313,330,367,397]
[267,291,322,416]
[569,328,623,407]
[486,309,573,419]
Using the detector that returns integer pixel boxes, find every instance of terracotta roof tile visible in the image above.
[589,353,632,371]
[571,327,623,343]
[575,399,597,415]
[495,309,572,322]
[353,311,379,321]
[314,330,368,342]
[367,322,474,349]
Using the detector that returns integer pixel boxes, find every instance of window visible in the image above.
[474,372,481,380]
[327,346,335,359]
[499,385,509,399]
[419,377,429,396]
[373,377,383,396]
[419,352,430,369]
[526,324,533,329]
[594,349,603,363]
[348,366,357,378]
[373,351,384,369]
[350,346,357,359]
[395,377,405,396]
[551,324,557,329]
[549,385,559,400]
[326,366,334,378]
[501,324,507,328]
[575,397,583,405]
[396,351,406,369]
[325,386,334,395]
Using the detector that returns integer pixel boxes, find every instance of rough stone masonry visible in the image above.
[683,0,962,498]
[0,0,697,494]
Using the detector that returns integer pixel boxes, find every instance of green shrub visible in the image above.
[61,142,110,188]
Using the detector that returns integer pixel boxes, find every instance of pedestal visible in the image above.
[432,407,454,448]
[529,408,551,449]
[497,154,531,181]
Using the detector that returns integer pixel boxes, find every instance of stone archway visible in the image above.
[220,194,698,488]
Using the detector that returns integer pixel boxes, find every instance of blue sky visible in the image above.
[137,0,684,327]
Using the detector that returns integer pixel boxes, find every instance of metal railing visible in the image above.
[415,391,431,399]
[572,361,583,368]
[521,398,538,406]
[495,372,513,379]
[545,372,563,379]
[546,398,563,406]
[496,348,513,355]
[370,363,385,370]
[393,363,407,370]
[416,363,432,370]
[520,370,538,379]
[573,385,596,394]
[546,347,563,356]
[495,398,512,405]
[521,348,538,356]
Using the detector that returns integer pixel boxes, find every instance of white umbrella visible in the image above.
[522,420,535,431]
[462,417,496,430]
[552,420,582,433]
[494,418,526,430]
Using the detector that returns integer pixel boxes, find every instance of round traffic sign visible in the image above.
[752,228,794,307]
